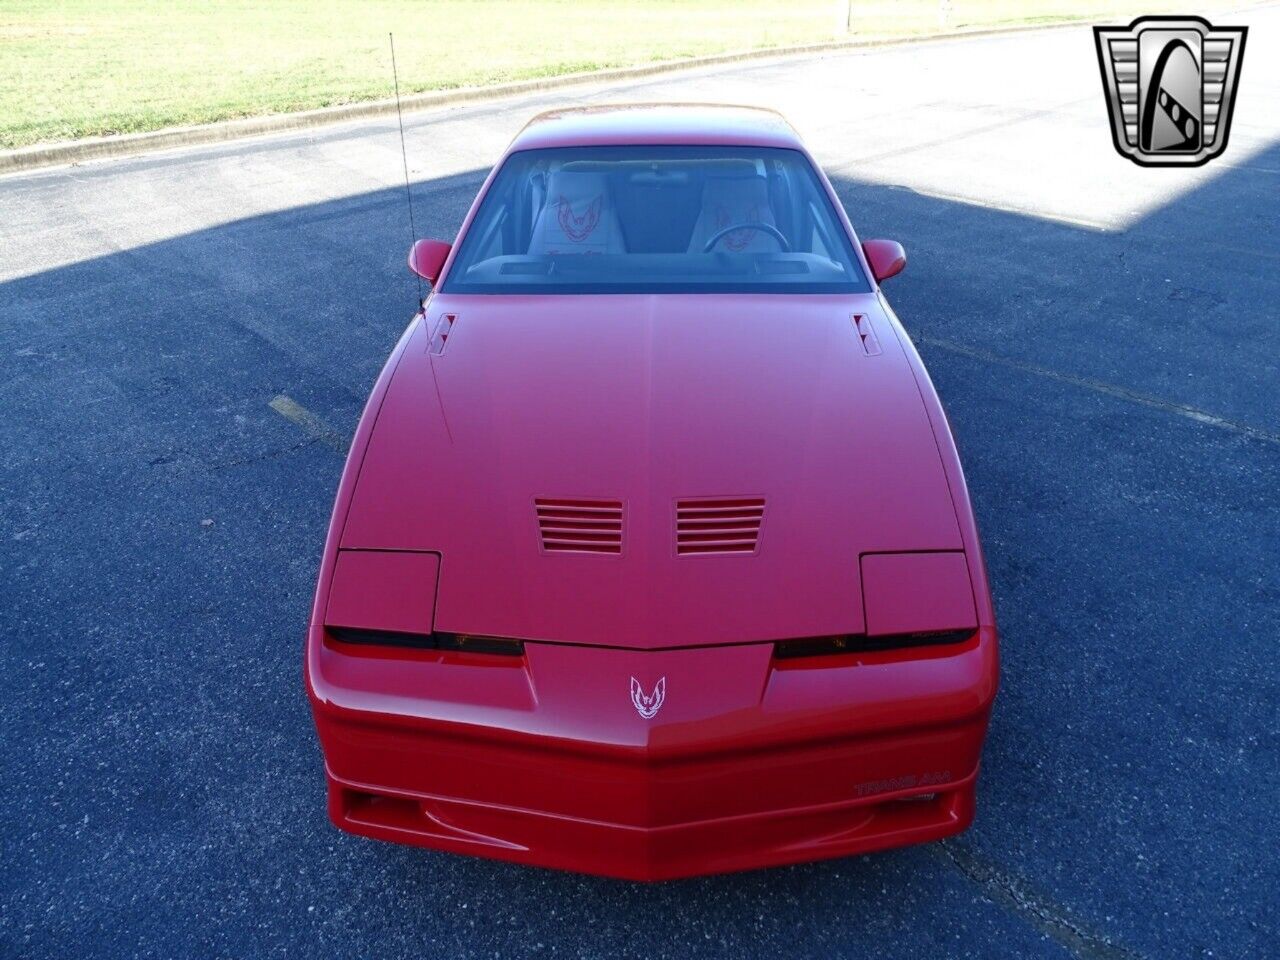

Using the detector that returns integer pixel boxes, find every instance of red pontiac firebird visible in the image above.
[305,104,998,881]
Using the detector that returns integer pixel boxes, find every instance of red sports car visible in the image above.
[306,104,998,881]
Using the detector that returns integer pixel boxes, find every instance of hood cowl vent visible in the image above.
[853,313,881,356]
[428,313,456,355]
[535,498,624,554]
[676,497,765,555]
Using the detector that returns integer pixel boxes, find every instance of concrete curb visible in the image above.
[1,18,1090,176]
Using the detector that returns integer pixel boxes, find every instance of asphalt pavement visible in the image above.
[2,10,1278,959]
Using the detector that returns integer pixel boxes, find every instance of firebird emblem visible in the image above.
[630,676,666,719]
[714,205,760,251]
[556,194,602,242]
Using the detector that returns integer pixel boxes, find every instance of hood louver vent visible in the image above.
[853,313,881,356]
[427,313,455,355]
[676,497,765,555]
[535,498,624,554]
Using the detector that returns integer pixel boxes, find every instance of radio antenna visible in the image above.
[389,32,423,304]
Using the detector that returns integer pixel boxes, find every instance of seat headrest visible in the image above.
[688,174,780,253]
[545,170,609,203]
[529,171,624,254]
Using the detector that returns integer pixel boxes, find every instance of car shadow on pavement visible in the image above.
[1,142,1277,960]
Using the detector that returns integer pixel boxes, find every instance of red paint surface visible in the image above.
[305,105,998,879]
[861,552,977,636]
[341,292,963,647]
[408,239,451,283]
[325,550,439,636]
[862,238,908,282]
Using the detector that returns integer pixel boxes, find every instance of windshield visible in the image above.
[441,146,870,294]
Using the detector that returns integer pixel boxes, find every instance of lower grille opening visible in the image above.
[892,792,938,804]
[342,788,424,831]
[773,630,974,659]
[872,790,952,829]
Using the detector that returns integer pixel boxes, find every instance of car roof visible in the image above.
[508,103,805,152]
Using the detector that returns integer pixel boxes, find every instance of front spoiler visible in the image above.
[326,763,977,881]
[307,624,997,880]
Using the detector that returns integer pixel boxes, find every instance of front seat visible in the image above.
[527,170,626,255]
[686,174,782,254]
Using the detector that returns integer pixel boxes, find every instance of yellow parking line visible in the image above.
[268,395,350,453]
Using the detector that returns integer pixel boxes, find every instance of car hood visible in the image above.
[340,293,963,649]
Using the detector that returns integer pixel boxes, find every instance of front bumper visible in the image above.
[307,625,997,881]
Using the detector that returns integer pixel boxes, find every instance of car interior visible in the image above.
[446,149,867,291]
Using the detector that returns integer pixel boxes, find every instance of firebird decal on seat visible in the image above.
[556,194,602,242]
[714,205,760,251]
[630,676,666,719]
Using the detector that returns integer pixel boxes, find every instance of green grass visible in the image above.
[0,0,1240,150]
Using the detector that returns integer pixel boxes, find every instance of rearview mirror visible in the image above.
[861,239,906,283]
[408,239,452,284]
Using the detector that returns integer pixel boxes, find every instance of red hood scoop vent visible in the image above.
[535,498,624,554]
[676,497,766,555]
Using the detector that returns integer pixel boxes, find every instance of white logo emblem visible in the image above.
[630,676,665,719]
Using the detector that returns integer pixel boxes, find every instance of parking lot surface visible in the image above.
[2,10,1278,959]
